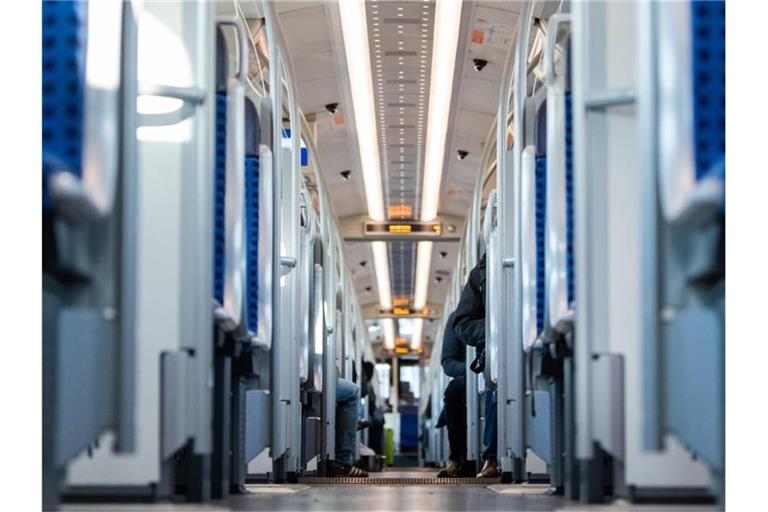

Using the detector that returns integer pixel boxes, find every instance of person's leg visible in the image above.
[335,378,359,466]
[482,388,498,461]
[443,375,466,463]
[477,388,500,477]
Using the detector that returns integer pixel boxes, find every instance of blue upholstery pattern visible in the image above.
[213,93,227,305]
[281,129,309,166]
[535,155,547,335]
[42,0,87,210]
[565,93,575,306]
[244,155,260,333]
[691,0,725,181]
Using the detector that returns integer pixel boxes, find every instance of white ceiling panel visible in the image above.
[275,1,326,15]
[475,1,524,15]
[279,6,333,53]
[454,108,495,140]
[292,51,337,86]
[296,75,343,114]
[459,75,504,116]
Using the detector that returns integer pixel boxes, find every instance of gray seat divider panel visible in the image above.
[245,389,271,463]
[56,309,115,466]
[664,308,724,471]
[592,354,625,461]
[528,390,552,466]
[161,351,191,459]
[302,416,322,464]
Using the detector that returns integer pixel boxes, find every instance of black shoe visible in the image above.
[356,420,370,431]
[437,460,462,478]
[327,463,369,478]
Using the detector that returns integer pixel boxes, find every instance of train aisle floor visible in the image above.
[60,470,720,512]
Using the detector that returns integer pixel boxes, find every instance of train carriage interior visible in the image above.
[14,0,753,509]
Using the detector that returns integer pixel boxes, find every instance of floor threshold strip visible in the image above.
[298,476,501,485]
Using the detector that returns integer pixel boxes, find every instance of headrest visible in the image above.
[215,28,228,91]
[534,101,547,157]
[244,97,261,156]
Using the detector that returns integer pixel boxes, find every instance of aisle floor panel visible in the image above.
[61,484,720,512]
[228,483,564,511]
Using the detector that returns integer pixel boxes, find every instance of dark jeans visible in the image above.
[444,375,466,462]
[482,389,498,461]
[336,378,360,465]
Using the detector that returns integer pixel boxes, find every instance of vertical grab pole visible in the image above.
[261,1,285,479]
[495,24,516,478]
[637,0,662,452]
[465,155,480,468]
[281,10,303,477]
[264,0,307,479]
[322,209,337,470]
[571,0,594,464]
[510,1,534,479]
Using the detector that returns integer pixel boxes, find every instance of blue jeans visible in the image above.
[482,389,498,461]
[335,378,360,465]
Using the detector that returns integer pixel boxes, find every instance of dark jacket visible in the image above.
[452,254,486,348]
[440,312,466,378]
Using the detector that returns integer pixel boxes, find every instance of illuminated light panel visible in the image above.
[388,203,414,218]
[388,224,413,234]
[413,241,433,309]
[338,1,398,314]
[383,318,395,350]
[411,318,424,350]
[338,0,385,221]
[414,0,461,316]
[372,241,392,309]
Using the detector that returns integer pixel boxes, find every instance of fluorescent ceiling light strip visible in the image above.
[420,0,462,222]
[339,0,386,222]
[340,0,392,312]
[413,241,433,309]
[414,0,461,315]
[372,241,393,309]
[383,318,396,350]
[411,318,424,350]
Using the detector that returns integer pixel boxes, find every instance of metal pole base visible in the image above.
[183,453,212,503]
[513,457,525,483]
[211,350,231,499]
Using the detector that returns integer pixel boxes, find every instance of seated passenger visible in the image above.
[452,254,500,478]
[356,361,376,432]
[328,377,369,478]
[436,312,470,478]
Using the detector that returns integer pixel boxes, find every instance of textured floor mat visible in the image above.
[298,476,500,485]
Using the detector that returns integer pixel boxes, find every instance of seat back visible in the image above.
[657,0,725,222]
[243,92,276,350]
[309,260,325,392]
[42,0,87,210]
[212,20,248,330]
[520,146,537,352]
[44,0,123,220]
[544,33,576,329]
[298,189,317,384]
[482,190,500,384]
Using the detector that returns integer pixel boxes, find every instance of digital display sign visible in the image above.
[364,221,442,237]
